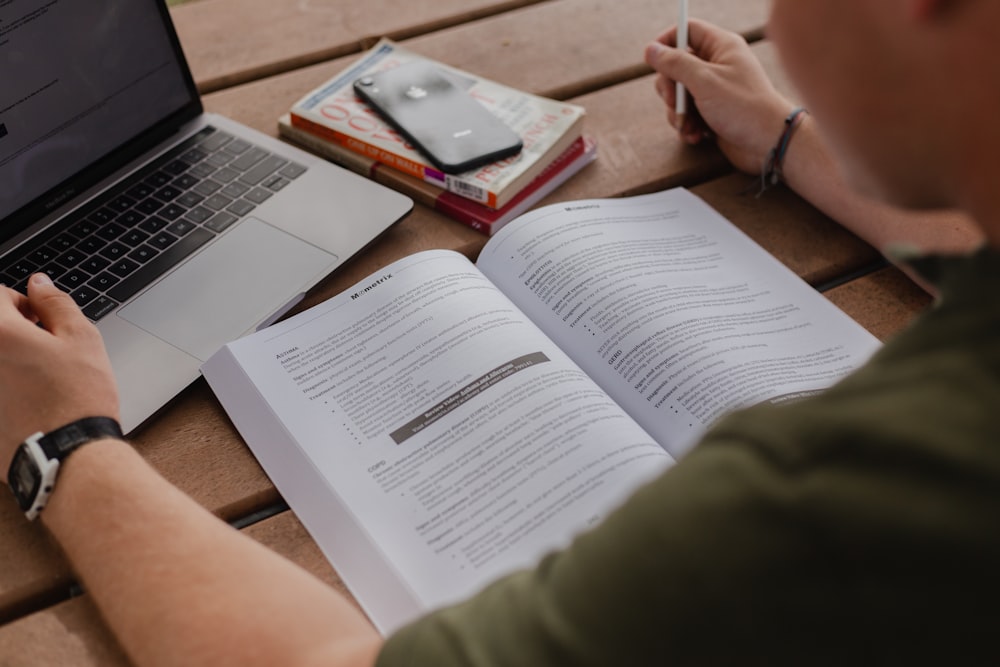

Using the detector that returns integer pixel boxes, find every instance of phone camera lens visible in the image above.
[358,77,375,87]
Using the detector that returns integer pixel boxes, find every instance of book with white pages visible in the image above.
[202,187,881,634]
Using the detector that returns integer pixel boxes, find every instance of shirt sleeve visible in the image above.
[376,427,818,667]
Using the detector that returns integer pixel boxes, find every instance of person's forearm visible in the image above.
[41,439,380,667]
[781,116,983,257]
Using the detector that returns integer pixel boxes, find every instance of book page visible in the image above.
[478,189,882,457]
[203,250,671,633]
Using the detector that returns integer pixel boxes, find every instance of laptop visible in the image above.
[0,1,413,433]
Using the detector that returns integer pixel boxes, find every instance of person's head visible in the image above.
[767,0,1000,225]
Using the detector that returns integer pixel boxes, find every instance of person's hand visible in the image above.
[0,273,120,483]
[645,19,796,175]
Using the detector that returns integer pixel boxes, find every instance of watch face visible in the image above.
[9,446,41,511]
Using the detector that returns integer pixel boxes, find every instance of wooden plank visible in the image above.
[173,0,770,94]
[0,511,351,667]
[824,267,931,342]
[0,266,934,662]
[0,34,873,621]
[171,0,554,93]
[390,0,770,101]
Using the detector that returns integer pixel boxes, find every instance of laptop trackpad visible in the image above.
[119,217,338,361]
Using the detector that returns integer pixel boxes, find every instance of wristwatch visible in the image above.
[7,417,123,520]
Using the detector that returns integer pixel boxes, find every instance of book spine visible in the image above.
[434,136,595,235]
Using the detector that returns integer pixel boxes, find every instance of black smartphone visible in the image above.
[353,62,523,174]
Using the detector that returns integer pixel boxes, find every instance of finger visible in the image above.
[685,18,749,58]
[0,285,34,323]
[645,41,708,95]
[26,273,89,335]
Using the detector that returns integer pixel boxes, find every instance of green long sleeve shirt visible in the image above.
[379,248,1000,665]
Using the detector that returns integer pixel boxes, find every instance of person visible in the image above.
[2,1,998,664]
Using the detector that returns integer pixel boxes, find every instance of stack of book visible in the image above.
[279,39,595,235]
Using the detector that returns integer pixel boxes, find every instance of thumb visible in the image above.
[26,273,86,333]
[645,41,706,92]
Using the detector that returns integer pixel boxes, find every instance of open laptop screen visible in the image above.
[0,0,196,232]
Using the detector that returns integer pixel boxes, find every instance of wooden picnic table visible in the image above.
[0,1,931,664]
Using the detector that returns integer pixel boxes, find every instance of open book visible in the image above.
[202,188,881,634]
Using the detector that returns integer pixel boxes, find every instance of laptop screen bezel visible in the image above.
[0,0,203,248]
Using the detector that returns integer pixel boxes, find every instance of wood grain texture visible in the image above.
[0,43,874,622]
[825,267,932,342]
[171,0,554,92]
[0,0,914,644]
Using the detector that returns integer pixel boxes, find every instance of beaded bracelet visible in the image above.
[759,107,808,197]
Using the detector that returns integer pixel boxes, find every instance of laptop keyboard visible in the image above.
[0,126,307,321]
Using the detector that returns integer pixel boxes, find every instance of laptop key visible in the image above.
[70,285,100,308]
[59,269,90,290]
[227,199,255,217]
[239,155,287,185]
[188,162,217,179]
[121,229,151,247]
[139,216,170,234]
[159,204,187,221]
[28,247,58,265]
[173,173,200,190]
[144,171,172,188]
[83,296,119,322]
[193,180,223,197]
[225,138,252,155]
[96,222,128,242]
[88,209,116,225]
[80,256,111,274]
[118,210,146,227]
[212,167,239,183]
[167,219,196,237]
[88,272,121,290]
[70,220,100,238]
[180,148,208,164]
[177,192,204,209]
[109,195,136,213]
[205,211,238,233]
[155,185,184,202]
[244,188,273,204]
[184,206,213,224]
[50,232,79,251]
[78,236,108,254]
[279,163,307,179]
[265,176,290,192]
[163,159,191,176]
[6,261,37,280]
[107,228,214,303]
[221,181,250,198]
[55,248,88,269]
[99,243,130,261]
[136,198,165,215]
[127,182,156,200]
[39,264,68,282]
[148,232,179,250]
[108,258,141,278]
[204,194,233,211]
[206,152,232,168]
[197,130,234,152]
[229,147,268,171]
[127,245,158,264]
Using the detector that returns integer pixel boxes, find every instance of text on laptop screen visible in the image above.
[0,0,193,222]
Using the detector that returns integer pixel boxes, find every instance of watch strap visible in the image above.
[37,416,124,461]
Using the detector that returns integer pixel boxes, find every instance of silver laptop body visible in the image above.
[0,1,413,432]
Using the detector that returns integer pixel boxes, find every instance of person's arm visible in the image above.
[644,20,983,264]
[0,274,381,667]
